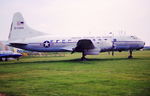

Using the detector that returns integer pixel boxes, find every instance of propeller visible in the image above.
[112,48,114,56]
[111,40,115,56]
[71,48,76,54]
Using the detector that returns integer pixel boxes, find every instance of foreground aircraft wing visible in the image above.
[7,54,22,58]
[0,54,22,58]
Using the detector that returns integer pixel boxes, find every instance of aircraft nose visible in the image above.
[140,41,145,48]
[143,41,145,45]
[143,41,145,46]
[136,41,145,50]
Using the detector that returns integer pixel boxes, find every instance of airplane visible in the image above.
[8,12,145,60]
[0,51,22,61]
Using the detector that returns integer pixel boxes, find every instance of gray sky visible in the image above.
[0,0,150,45]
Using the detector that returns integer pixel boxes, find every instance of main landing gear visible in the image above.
[128,50,133,59]
[81,51,86,61]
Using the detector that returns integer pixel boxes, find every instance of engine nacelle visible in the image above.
[84,48,100,55]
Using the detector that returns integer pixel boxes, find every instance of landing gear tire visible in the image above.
[81,56,86,61]
[17,58,19,61]
[128,56,133,59]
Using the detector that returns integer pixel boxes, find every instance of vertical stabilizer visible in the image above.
[9,12,46,43]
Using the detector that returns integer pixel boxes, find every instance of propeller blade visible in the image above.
[112,42,115,56]
[71,48,75,54]
[112,50,114,56]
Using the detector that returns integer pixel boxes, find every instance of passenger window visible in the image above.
[113,39,117,42]
[68,40,72,42]
[50,40,53,42]
[56,40,60,43]
[62,40,65,43]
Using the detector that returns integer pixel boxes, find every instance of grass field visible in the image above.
[0,51,150,96]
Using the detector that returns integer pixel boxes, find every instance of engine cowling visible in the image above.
[84,48,100,55]
[72,39,101,55]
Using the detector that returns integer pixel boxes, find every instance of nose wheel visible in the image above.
[128,50,133,59]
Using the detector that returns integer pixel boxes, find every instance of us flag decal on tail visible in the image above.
[17,21,24,26]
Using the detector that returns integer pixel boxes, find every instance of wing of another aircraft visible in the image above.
[0,51,22,61]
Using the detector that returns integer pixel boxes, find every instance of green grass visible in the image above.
[0,51,150,96]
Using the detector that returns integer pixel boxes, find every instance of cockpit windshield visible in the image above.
[130,36,138,39]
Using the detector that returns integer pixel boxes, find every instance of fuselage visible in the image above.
[8,12,145,59]
[10,35,145,53]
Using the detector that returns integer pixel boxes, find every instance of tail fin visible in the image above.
[8,12,46,43]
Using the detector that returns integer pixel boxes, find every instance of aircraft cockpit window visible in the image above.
[131,36,138,39]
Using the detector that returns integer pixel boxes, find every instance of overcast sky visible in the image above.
[0,0,150,45]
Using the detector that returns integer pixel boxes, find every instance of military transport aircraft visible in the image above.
[8,12,145,60]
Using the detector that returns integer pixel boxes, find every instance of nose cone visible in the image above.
[142,41,145,47]
[139,41,145,49]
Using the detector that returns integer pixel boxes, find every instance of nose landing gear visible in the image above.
[128,50,133,59]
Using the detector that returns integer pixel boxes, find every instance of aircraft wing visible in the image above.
[0,54,22,58]
[0,54,8,57]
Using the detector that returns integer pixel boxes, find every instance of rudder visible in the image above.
[9,12,46,43]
